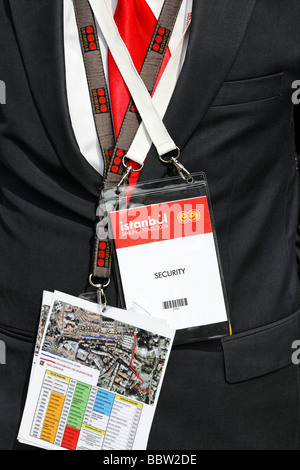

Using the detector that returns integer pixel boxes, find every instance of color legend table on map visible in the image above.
[30,370,143,450]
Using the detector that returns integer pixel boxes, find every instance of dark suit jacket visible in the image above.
[1,0,300,450]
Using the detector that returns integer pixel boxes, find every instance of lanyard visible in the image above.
[73,0,191,297]
[73,0,184,186]
[90,0,178,160]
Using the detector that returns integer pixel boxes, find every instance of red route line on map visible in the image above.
[131,334,144,383]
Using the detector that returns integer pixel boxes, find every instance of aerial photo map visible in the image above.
[41,300,171,405]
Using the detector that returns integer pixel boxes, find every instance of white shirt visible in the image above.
[64,0,192,175]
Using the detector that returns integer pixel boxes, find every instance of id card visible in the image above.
[108,174,230,344]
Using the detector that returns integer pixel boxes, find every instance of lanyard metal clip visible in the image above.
[97,285,107,311]
[89,274,110,312]
[170,156,194,183]
[116,165,133,193]
[159,147,194,183]
[115,156,144,194]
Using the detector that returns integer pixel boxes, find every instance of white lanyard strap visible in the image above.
[127,5,192,166]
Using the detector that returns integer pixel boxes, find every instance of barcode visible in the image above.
[162,298,188,310]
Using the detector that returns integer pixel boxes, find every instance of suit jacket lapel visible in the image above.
[138,0,257,183]
[8,0,100,195]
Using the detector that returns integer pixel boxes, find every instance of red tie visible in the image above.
[108,0,170,137]
[108,0,171,192]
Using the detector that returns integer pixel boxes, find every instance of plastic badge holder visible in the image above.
[99,172,231,345]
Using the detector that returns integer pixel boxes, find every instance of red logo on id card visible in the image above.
[110,196,212,250]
